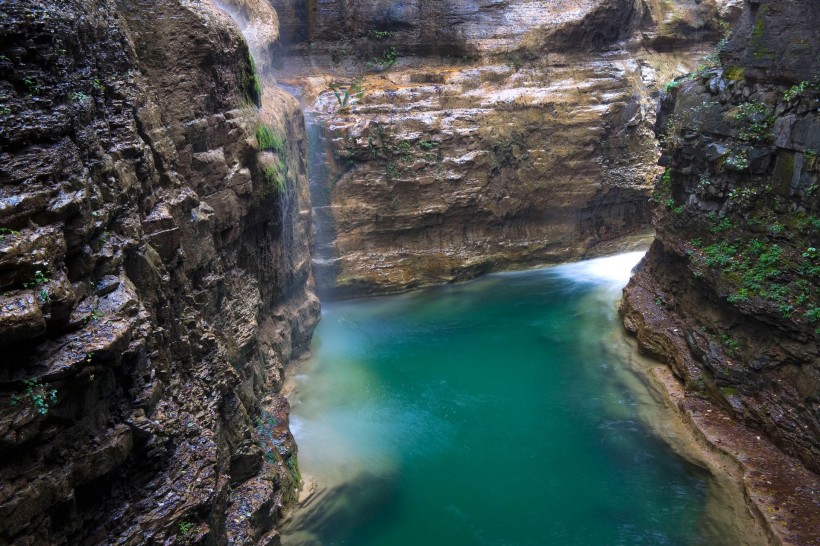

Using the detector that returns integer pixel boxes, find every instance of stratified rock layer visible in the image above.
[621,0,819,542]
[273,0,727,297]
[0,0,318,544]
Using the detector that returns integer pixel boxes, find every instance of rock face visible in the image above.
[0,0,318,544]
[272,0,729,296]
[621,0,819,487]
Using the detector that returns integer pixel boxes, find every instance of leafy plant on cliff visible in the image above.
[731,102,774,142]
[370,29,391,40]
[720,334,739,357]
[702,241,737,267]
[178,521,193,536]
[370,46,399,70]
[663,80,680,93]
[23,270,50,302]
[724,150,749,171]
[329,79,363,109]
[9,378,57,416]
[783,80,816,102]
[0,227,19,241]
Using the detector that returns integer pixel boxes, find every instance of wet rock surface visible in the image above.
[0,0,318,544]
[621,0,820,542]
[273,0,729,297]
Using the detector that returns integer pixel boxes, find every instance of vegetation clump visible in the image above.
[329,80,363,109]
[262,161,287,196]
[256,125,285,153]
[10,378,57,416]
[489,133,529,170]
[731,102,774,142]
[370,46,399,70]
[783,80,817,102]
[245,52,262,107]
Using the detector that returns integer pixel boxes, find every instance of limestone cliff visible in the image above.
[0,0,318,544]
[621,0,819,541]
[272,0,732,297]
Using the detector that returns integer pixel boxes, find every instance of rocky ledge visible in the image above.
[273,0,736,297]
[0,0,318,543]
[621,0,819,543]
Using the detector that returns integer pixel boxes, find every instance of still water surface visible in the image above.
[282,253,745,545]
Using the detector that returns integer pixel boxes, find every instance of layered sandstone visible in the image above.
[271,0,731,297]
[0,0,318,544]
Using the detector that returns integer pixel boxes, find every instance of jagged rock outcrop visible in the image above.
[272,0,730,297]
[621,0,819,542]
[0,0,318,544]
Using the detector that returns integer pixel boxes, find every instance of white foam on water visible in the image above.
[553,251,646,287]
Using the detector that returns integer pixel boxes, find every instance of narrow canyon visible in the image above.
[0,0,816,544]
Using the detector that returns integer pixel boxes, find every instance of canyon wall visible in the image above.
[621,0,819,538]
[0,0,318,544]
[272,0,733,296]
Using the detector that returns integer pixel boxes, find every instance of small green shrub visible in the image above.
[0,227,19,241]
[703,241,737,267]
[23,78,40,95]
[710,217,734,233]
[371,46,399,70]
[732,102,774,142]
[329,80,363,109]
[727,289,748,303]
[23,270,50,302]
[726,186,756,207]
[720,334,739,356]
[783,80,813,102]
[70,91,89,103]
[663,80,680,92]
[724,151,749,170]
[10,378,57,415]
[178,521,193,536]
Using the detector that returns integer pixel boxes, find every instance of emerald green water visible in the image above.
[283,253,746,546]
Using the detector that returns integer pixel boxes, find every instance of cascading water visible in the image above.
[304,110,342,297]
[281,253,766,546]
